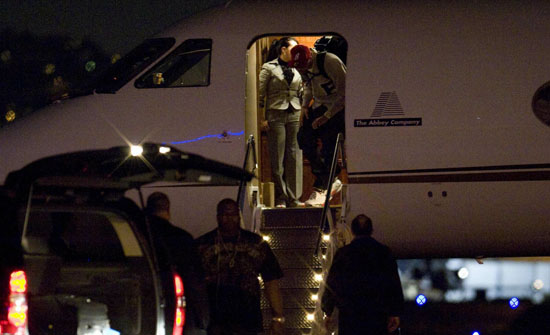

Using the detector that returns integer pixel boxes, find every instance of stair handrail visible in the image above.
[237,134,257,210]
[314,132,345,255]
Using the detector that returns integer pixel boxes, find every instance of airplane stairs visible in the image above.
[259,207,341,335]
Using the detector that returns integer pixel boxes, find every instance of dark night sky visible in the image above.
[1,0,227,55]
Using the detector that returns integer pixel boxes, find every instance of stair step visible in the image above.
[262,207,340,229]
[262,308,316,330]
[272,249,322,268]
[261,288,319,309]
[261,228,328,250]
[279,268,322,289]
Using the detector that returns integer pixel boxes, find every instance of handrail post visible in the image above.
[314,132,344,255]
[237,135,257,210]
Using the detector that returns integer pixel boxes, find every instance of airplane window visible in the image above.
[397,257,550,334]
[95,38,176,93]
[135,39,212,88]
[532,82,550,127]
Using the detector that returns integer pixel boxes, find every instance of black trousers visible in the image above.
[299,107,345,190]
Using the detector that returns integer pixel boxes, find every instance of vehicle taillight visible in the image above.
[1,270,28,335]
[172,273,185,335]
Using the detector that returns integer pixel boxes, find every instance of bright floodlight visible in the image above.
[323,234,330,241]
[262,235,271,242]
[311,294,318,301]
[306,313,314,321]
[472,332,480,335]
[159,146,171,154]
[533,279,544,290]
[314,273,323,282]
[130,145,143,156]
[458,267,469,279]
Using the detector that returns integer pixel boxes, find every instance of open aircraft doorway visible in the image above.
[245,34,348,209]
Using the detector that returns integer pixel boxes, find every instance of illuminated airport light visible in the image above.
[306,313,315,321]
[44,63,56,75]
[322,234,330,241]
[85,60,96,72]
[533,279,544,290]
[415,294,427,306]
[457,267,469,279]
[509,297,519,309]
[130,145,143,156]
[5,110,16,122]
[159,146,171,154]
[311,294,318,301]
[314,273,323,282]
[111,53,122,64]
[262,235,271,242]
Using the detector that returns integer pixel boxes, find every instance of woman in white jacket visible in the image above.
[259,37,303,208]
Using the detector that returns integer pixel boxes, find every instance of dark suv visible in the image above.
[0,143,251,335]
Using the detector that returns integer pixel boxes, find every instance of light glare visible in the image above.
[458,267,469,279]
[323,234,330,241]
[159,146,171,154]
[130,145,143,156]
[533,279,544,290]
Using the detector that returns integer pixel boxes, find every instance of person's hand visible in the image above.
[312,115,329,129]
[261,120,269,132]
[301,107,309,119]
[324,314,337,333]
[387,316,400,333]
[271,319,284,335]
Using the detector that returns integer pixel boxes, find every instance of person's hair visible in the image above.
[351,214,373,236]
[216,198,239,216]
[146,192,170,214]
[266,36,298,61]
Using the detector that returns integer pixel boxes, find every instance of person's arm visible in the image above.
[264,279,284,335]
[258,63,271,108]
[322,53,346,119]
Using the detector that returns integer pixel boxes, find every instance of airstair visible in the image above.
[241,134,348,334]
[258,207,340,335]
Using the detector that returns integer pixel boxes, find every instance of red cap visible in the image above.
[289,45,311,69]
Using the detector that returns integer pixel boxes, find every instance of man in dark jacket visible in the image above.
[321,214,404,335]
[146,192,209,335]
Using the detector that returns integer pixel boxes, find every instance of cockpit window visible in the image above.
[95,38,176,94]
[532,82,550,127]
[135,39,212,88]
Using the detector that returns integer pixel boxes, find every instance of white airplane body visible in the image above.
[1,0,550,258]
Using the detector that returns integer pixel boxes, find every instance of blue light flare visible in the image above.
[415,294,427,306]
[165,130,244,145]
[472,331,480,335]
[509,297,519,309]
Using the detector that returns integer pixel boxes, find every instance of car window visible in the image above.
[22,209,143,261]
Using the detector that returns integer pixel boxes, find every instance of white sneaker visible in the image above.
[330,178,343,200]
[305,189,327,207]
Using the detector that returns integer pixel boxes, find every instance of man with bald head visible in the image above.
[321,214,404,335]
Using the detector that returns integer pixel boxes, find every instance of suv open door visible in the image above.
[1,143,253,335]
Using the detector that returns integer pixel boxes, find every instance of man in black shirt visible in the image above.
[195,198,284,335]
[146,192,209,335]
[322,214,404,335]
